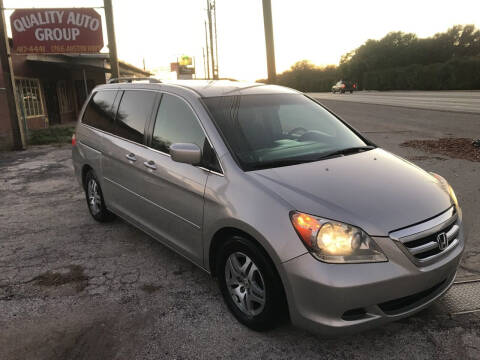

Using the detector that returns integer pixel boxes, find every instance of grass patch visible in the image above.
[28,125,75,145]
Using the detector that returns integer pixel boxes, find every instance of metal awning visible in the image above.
[25,54,151,76]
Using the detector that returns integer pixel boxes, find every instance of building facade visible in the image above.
[0,48,150,150]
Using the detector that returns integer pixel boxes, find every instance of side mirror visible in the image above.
[170,143,202,165]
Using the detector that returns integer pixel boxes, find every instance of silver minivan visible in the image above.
[72,79,464,334]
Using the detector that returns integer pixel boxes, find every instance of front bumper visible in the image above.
[281,225,464,335]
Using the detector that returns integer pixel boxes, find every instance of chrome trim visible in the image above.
[419,239,459,262]
[447,224,459,241]
[199,167,224,177]
[389,207,456,242]
[389,206,460,266]
[409,242,438,256]
[103,176,201,229]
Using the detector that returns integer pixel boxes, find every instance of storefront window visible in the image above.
[15,78,45,118]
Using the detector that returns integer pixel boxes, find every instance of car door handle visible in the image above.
[143,160,157,170]
[126,153,137,162]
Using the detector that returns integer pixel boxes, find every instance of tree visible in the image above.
[268,24,480,92]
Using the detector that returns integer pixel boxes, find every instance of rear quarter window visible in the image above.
[82,90,117,132]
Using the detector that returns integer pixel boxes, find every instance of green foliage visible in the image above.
[29,125,75,145]
[275,60,339,92]
[271,24,480,91]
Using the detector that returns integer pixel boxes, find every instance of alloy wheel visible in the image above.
[87,178,101,215]
[224,252,266,316]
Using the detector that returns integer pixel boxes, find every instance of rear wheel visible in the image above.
[216,236,287,331]
[84,170,115,222]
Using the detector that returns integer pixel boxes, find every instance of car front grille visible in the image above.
[389,207,460,265]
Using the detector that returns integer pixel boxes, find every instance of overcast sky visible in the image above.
[6,0,480,80]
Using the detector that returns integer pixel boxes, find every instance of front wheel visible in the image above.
[216,236,288,331]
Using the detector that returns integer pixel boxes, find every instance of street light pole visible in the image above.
[262,0,276,83]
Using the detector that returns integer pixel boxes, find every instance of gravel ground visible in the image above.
[401,138,480,162]
[1,101,479,359]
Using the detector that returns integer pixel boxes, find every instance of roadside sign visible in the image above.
[10,8,103,54]
[179,55,192,66]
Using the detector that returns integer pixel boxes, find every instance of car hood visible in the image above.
[249,148,453,236]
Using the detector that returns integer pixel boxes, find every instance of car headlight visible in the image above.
[430,173,459,209]
[290,212,388,264]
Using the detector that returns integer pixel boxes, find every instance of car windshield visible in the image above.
[203,94,371,171]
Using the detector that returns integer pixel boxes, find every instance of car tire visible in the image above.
[216,235,288,331]
[84,170,115,222]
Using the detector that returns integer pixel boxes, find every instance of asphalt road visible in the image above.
[1,99,479,360]
[309,91,480,114]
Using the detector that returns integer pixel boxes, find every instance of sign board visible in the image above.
[178,65,195,75]
[10,8,103,54]
[179,55,192,66]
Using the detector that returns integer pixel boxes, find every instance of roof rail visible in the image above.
[107,77,161,84]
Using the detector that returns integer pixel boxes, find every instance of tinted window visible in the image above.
[82,90,116,132]
[152,94,221,172]
[152,94,205,153]
[203,94,367,170]
[114,90,156,143]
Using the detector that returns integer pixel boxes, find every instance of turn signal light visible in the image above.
[72,133,76,146]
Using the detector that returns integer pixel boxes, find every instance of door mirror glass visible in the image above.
[170,143,202,165]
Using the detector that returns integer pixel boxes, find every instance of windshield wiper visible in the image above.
[249,157,320,170]
[248,146,375,171]
[315,145,375,160]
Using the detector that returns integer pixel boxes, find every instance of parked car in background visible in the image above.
[332,80,357,94]
[72,79,464,335]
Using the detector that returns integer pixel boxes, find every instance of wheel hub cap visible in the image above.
[225,252,266,316]
[87,179,101,215]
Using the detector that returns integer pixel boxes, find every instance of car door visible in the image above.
[101,89,159,224]
[139,93,217,266]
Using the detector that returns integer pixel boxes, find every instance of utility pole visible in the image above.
[104,0,120,79]
[213,0,219,78]
[262,0,276,83]
[0,0,25,149]
[204,21,210,79]
[207,0,216,79]
[202,47,207,80]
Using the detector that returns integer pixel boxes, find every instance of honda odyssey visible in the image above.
[72,79,464,334]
